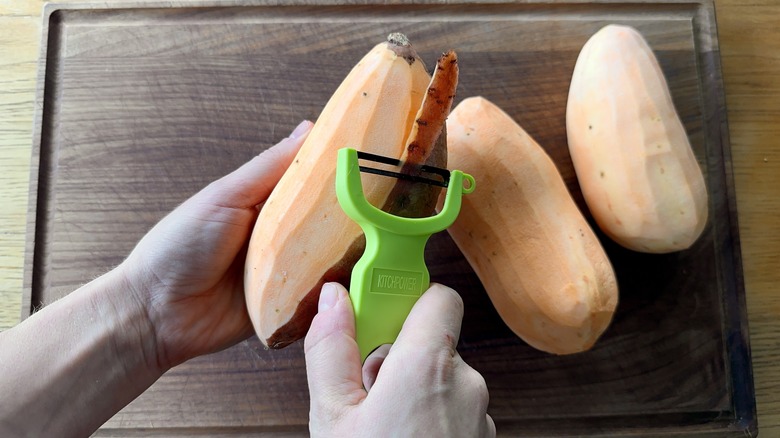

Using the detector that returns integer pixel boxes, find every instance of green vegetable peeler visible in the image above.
[335,147,475,362]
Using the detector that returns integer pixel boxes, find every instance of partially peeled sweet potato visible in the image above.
[245,34,458,348]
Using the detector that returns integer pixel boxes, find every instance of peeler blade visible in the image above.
[356,151,450,188]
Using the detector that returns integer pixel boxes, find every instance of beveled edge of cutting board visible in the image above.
[22,0,756,435]
[693,2,757,436]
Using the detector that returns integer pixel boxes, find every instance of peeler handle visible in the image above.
[349,228,430,361]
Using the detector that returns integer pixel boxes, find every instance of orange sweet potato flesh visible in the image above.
[444,97,618,355]
[245,36,458,348]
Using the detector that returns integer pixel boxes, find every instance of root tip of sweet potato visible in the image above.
[386,33,420,65]
[387,32,411,47]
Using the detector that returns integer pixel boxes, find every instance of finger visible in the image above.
[205,120,313,208]
[484,414,496,438]
[464,362,493,438]
[362,344,391,391]
[462,361,490,414]
[304,282,366,410]
[393,283,464,355]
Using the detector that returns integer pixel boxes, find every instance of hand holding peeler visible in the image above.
[335,147,475,361]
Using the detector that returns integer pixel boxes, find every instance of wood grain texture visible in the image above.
[0,15,36,331]
[0,0,776,435]
[715,3,780,436]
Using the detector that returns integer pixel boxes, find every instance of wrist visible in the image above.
[0,265,167,436]
[93,265,168,376]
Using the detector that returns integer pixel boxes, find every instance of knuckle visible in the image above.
[398,343,455,386]
[466,365,490,409]
[442,329,458,353]
[431,348,458,386]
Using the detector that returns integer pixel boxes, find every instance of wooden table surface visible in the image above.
[1,0,777,434]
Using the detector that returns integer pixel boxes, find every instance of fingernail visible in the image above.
[290,120,312,139]
[319,283,339,312]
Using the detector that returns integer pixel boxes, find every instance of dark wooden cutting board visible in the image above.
[24,1,755,436]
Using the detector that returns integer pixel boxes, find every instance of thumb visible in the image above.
[304,283,366,412]
[204,120,313,208]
